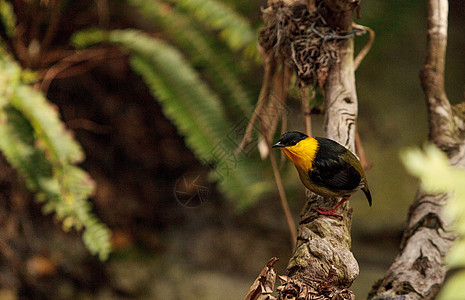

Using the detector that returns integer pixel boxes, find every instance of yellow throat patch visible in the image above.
[281,137,319,172]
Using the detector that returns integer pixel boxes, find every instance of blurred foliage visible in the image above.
[0,0,270,263]
[71,0,274,209]
[0,0,16,38]
[127,0,254,118]
[0,1,111,260]
[164,0,257,54]
[72,27,271,208]
[0,51,112,260]
[401,145,465,299]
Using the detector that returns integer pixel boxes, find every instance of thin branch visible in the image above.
[40,48,122,94]
[41,0,62,53]
[355,130,372,170]
[66,119,112,134]
[280,108,288,169]
[25,0,43,67]
[300,85,312,136]
[353,23,375,71]
[268,140,297,252]
[96,0,110,28]
[235,58,276,155]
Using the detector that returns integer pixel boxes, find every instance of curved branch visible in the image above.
[369,1,464,299]
[353,24,374,71]
[420,0,455,149]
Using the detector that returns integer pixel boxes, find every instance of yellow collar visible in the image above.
[281,137,319,171]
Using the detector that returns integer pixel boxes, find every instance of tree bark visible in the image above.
[369,1,465,299]
[278,1,361,299]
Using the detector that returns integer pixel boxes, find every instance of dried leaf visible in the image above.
[244,257,279,300]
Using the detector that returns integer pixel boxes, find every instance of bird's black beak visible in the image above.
[272,141,284,148]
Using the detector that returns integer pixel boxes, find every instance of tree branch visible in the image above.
[279,1,360,299]
[244,1,371,298]
[420,0,455,149]
[369,1,464,298]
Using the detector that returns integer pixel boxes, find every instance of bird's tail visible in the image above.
[362,187,372,207]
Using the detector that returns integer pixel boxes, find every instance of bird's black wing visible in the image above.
[309,138,361,191]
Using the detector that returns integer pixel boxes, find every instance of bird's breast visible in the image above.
[281,137,318,172]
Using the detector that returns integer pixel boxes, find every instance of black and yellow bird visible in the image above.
[273,131,372,217]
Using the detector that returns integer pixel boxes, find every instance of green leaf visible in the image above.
[402,145,465,193]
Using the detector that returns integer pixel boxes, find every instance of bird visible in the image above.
[272,131,372,218]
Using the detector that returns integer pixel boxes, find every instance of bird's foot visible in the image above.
[313,208,342,219]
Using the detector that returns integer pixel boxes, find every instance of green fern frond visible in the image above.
[131,54,270,205]
[74,28,228,156]
[127,0,253,118]
[0,108,51,190]
[121,37,229,149]
[11,85,84,164]
[166,0,257,53]
[0,53,112,260]
[129,54,217,156]
[72,28,271,206]
[70,28,109,49]
[112,30,271,204]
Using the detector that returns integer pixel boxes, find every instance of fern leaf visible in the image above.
[0,108,50,190]
[11,85,84,164]
[166,0,257,52]
[72,28,272,207]
[127,0,253,118]
[0,53,112,260]
[71,28,109,49]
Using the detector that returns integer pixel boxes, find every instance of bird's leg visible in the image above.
[314,197,349,218]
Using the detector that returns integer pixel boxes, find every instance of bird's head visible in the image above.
[272,131,308,148]
[272,131,317,171]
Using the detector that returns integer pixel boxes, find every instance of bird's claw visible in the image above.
[314,208,343,219]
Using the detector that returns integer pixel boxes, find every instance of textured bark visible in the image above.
[324,36,358,151]
[279,1,361,299]
[369,1,465,299]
